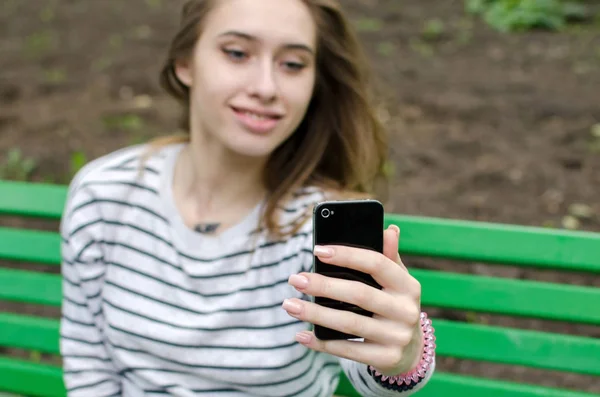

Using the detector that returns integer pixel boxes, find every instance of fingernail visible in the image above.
[295,331,312,344]
[282,299,302,315]
[314,245,334,257]
[389,225,400,238]
[289,274,309,289]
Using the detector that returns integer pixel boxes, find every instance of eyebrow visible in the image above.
[217,30,315,55]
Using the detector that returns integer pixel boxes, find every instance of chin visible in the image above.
[224,136,284,159]
[224,127,293,159]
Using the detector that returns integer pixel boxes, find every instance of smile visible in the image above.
[231,106,283,119]
[239,110,276,120]
[231,106,284,134]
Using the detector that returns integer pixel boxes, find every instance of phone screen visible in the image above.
[312,199,384,339]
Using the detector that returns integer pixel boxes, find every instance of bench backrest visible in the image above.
[1,179,600,397]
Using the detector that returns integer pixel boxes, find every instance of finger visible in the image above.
[383,225,407,272]
[314,244,408,290]
[289,272,418,322]
[282,298,412,346]
[294,330,405,371]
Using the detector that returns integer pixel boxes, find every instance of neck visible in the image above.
[174,135,267,215]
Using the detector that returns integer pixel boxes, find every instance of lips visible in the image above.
[231,106,283,120]
[230,106,284,134]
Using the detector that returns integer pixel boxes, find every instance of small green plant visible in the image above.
[23,31,57,58]
[409,38,435,57]
[29,350,42,363]
[377,41,395,57]
[454,17,475,45]
[0,148,37,181]
[70,151,88,177]
[381,160,396,178]
[145,0,162,10]
[354,17,384,32]
[43,68,67,84]
[466,0,588,32]
[421,18,445,41]
[588,124,600,153]
[108,34,123,50]
[92,57,113,73]
[102,114,144,131]
[134,25,152,40]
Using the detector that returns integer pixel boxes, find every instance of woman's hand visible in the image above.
[283,225,423,376]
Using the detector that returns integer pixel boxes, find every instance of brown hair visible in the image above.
[150,0,389,238]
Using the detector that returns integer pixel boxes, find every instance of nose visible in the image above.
[248,60,278,103]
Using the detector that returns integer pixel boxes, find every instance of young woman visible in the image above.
[59,0,436,396]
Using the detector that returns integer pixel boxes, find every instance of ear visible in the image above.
[174,58,193,87]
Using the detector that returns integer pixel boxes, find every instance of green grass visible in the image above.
[102,114,144,132]
[421,19,446,41]
[0,149,37,181]
[23,31,57,59]
[466,0,590,32]
[353,17,384,32]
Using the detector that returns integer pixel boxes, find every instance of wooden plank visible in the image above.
[414,269,600,325]
[0,313,59,354]
[0,180,66,219]
[1,256,600,327]
[2,180,600,273]
[2,313,599,376]
[334,371,599,397]
[418,371,598,397]
[0,268,61,306]
[0,228,61,265]
[385,214,600,273]
[434,320,600,376]
[0,357,64,397]
[0,357,597,397]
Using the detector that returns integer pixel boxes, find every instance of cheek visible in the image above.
[191,55,240,103]
[285,77,315,116]
[194,71,233,102]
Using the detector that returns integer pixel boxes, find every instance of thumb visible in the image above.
[383,225,403,267]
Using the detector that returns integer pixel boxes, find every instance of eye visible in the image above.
[223,48,248,62]
[282,61,306,72]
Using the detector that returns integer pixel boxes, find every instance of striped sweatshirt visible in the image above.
[59,142,435,397]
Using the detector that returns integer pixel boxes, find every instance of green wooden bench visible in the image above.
[1,179,599,397]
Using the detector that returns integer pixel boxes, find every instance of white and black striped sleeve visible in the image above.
[59,185,121,397]
[341,358,436,396]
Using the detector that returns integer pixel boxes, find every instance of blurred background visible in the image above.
[1,0,599,394]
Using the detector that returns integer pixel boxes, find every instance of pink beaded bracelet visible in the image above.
[369,312,436,387]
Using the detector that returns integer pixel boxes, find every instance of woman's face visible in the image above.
[176,0,318,159]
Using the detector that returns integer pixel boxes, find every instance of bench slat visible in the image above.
[1,265,599,326]
[414,269,600,325]
[0,268,62,306]
[0,180,66,219]
[0,227,61,265]
[386,215,600,273]
[335,370,599,397]
[1,217,599,274]
[418,371,599,397]
[0,356,596,397]
[1,313,598,376]
[0,357,64,397]
[0,313,59,354]
[2,180,600,273]
[435,319,600,376]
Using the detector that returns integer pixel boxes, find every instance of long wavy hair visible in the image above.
[148,0,390,238]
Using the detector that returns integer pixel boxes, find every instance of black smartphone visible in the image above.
[312,199,384,340]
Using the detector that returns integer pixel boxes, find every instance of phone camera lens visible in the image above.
[321,208,330,218]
